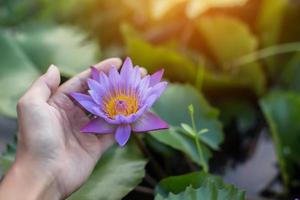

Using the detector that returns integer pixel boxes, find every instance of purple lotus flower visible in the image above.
[70,57,169,147]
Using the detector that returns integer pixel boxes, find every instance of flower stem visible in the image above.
[195,135,208,173]
[189,106,196,132]
[229,42,300,68]
[188,105,209,172]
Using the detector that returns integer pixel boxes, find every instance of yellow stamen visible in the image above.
[104,94,139,119]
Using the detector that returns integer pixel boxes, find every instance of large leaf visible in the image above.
[197,15,258,66]
[0,30,39,117]
[16,25,100,76]
[0,138,147,200]
[155,172,245,200]
[0,25,100,117]
[150,84,223,166]
[122,23,265,95]
[122,25,197,83]
[68,142,147,200]
[197,16,266,94]
[0,0,40,26]
[150,129,212,166]
[260,91,300,187]
[155,185,245,200]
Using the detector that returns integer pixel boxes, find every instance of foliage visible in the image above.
[197,15,258,66]
[124,31,198,83]
[260,91,300,189]
[155,172,245,200]
[0,25,99,117]
[0,138,147,200]
[1,0,300,199]
[16,24,100,76]
[155,186,244,200]
[151,84,223,170]
[0,30,39,117]
[68,142,147,200]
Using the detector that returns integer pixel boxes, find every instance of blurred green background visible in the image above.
[1,0,300,199]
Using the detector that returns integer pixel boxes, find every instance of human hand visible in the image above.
[0,58,129,200]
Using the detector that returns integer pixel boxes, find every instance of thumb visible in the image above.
[21,65,61,103]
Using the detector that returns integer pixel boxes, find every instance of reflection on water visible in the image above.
[223,130,280,196]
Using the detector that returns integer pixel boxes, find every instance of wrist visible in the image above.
[0,158,62,200]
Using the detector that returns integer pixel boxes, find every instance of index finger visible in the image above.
[56,58,122,95]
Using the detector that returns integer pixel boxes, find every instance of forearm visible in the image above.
[0,159,61,200]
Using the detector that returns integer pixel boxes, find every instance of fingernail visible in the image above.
[47,64,57,73]
[45,64,58,79]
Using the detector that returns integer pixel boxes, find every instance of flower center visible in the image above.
[115,100,128,115]
[104,94,139,119]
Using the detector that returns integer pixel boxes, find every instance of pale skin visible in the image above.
[0,58,147,200]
